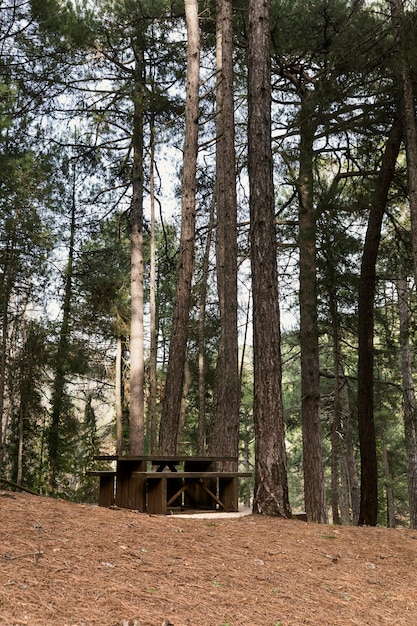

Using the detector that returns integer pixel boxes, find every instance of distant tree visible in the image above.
[47,155,82,493]
[0,0,77,485]
[319,206,361,524]
[76,212,131,455]
[7,321,47,490]
[0,146,54,475]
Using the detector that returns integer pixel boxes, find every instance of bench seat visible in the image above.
[86,470,116,507]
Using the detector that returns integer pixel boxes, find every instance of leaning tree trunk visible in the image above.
[248,0,291,517]
[357,117,402,525]
[298,89,327,523]
[159,0,200,454]
[210,0,240,470]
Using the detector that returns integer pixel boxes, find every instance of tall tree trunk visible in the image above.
[401,66,417,288]
[115,334,123,455]
[179,357,191,444]
[129,56,145,455]
[248,0,291,517]
[47,170,77,493]
[16,326,39,486]
[328,285,360,524]
[338,370,360,525]
[159,0,200,454]
[298,90,327,523]
[390,0,417,286]
[342,385,361,525]
[210,0,240,470]
[396,272,417,528]
[198,197,215,454]
[381,429,396,528]
[0,289,11,471]
[329,290,343,525]
[17,387,25,486]
[0,237,19,471]
[389,0,417,529]
[330,402,341,525]
[149,112,158,453]
[357,117,402,525]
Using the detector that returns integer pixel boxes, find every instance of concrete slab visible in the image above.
[166,507,252,520]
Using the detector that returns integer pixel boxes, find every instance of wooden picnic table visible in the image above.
[88,455,251,514]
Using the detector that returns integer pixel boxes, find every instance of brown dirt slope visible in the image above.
[0,492,416,626]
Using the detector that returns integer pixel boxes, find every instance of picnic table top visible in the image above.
[132,471,252,478]
[93,454,238,463]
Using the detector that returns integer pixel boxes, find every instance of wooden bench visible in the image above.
[86,471,116,507]
[133,471,252,515]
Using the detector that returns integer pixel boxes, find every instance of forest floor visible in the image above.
[0,492,416,626]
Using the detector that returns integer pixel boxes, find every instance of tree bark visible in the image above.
[357,117,402,525]
[396,272,417,528]
[47,168,77,493]
[389,0,417,530]
[248,0,291,517]
[338,372,360,525]
[381,429,396,528]
[210,0,240,470]
[149,112,158,453]
[0,279,12,472]
[390,0,417,286]
[115,334,123,455]
[298,90,327,523]
[159,0,200,454]
[328,285,360,524]
[129,55,145,455]
[198,196,215,454]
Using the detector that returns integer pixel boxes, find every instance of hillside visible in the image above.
[0,492,416,625]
